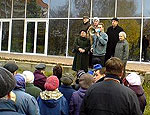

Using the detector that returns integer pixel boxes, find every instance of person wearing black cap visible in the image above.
[81,16,91,32]
[33,63,47,91]
[105,17,124,63]
[0,67,22,115]
[72,30,90,72]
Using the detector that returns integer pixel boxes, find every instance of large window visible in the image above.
[144,0,150,17]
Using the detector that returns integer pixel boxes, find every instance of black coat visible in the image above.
[80,75,142,115]
[105,25,123,61]
[72,37,90,72]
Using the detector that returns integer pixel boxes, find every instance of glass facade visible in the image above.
[0,0,150,63]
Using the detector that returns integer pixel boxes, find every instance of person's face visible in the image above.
[93,70,104,82]
[119,33,125,41]
[94,20,99,26]
[80,31,87,37]
[98,25,103,32]
[83,18,89,24]
[112,20,118,27]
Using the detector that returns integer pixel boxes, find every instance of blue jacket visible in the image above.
[0,99,24,115]
[37,90,69,115]
[59,85,76,105]
[13,88,40,115]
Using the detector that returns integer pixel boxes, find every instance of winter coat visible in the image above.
[129,85,147,113]
[114,39,129,66]
[80,74,142,115]
[106,25,124,58]
[0,99,24,115]
[25,83,42,99]
[59,85,76,105]
[72,37,90,72]
[69,88,87,115]
[92,32,108,56]
[80,22,91,32]
[13,88,40,115]
[34,70,47,91]
[37,89,69,115]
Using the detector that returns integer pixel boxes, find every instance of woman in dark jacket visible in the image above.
[72,30,91,72]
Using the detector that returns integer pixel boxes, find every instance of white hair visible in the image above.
[119,31,126,38]
[93,17,99,22]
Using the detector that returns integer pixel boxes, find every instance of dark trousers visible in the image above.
[92,55,105,67]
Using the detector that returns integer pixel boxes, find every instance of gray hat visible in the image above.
[3,61,18,73]
[35,63,46,70]
[0,67,16,98]
[60,73,74,86]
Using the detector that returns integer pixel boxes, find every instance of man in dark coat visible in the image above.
[80,57,142,115]
[105,17,124,62]
[72,30,90,72]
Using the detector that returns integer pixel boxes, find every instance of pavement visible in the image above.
[0,52,150,73]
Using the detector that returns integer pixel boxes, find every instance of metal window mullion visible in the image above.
[34,21,38,53]
[0,22,2,51]
[115,0,117,17]
[90,0,93,23]
[23,20,27,53]
[8,20,12,53]
[44,20,49,55]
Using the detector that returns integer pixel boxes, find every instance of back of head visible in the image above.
[35,63,46,70]
[3,61,18,74]
[0,67,16,98]
[14,74,26,89]
[60,73,74,86]
[23,71,34,83]
[105,57,124,77]
[79,73,94,89]
[44,75,59,91]
[53,64,62,79]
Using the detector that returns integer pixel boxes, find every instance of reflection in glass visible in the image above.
[143,0,150,17]
[26,22,35,53]
[48,19,67,56]
[93,0,115,17]
[1,22,9,51]
[27,0,48,18]
[36,22,46,54]
[0,0,12,18]
[13,0,25,18]
[142,19,150,62]
[49,0,68,18]
[117,0,142,17]
[119,19,141,61]
[70,0,91,18]
[11,20,24,53]
[68,19,82,56]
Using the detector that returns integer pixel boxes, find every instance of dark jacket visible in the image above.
[25,83,42,99]
[0,99,23,115]
[59,85,76,105]
[106,25,123,60]
[69,88,87,115]
[114,39,129,66]
[129,85,147,113]
[37,89,69,115]
[34,70,47,91]
[81,22,91,32]
[72,37,90,72]
[80,74,142,115]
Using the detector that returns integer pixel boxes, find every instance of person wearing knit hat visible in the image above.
[34,63,47,91]
[69,73,94,115]
[37,75,69,115]
[0,67,22,115]
[23,71,42,99]
[13,74,40,115]
[123,72,146,113]
[3,61,18,75]
[59,73,76,106]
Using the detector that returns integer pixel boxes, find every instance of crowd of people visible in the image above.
[0,16,147,115]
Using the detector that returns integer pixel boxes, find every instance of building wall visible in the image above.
[0,0,150,62]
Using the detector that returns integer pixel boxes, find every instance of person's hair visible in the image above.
[79,73,94,89]
[105,57,124,76]
[53,64,62,80]
[97,67,106,75]
[119,31,126,38]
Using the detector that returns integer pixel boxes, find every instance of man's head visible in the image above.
[105,57,124,78]
[0,67,16,98]
[80,30,87,37]
[60,73,74,86]
[93,17,99,27]
[97,23,104,32]
[83,16,89,24]
[93,67,106,82]
[112,17,119,28]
